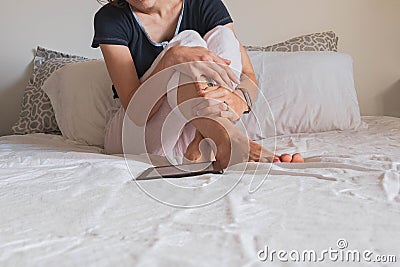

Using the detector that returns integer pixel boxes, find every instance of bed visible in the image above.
[3,31,400,266]
[1,116,399,266]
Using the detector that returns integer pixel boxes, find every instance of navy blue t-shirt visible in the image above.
[91,0,233,98]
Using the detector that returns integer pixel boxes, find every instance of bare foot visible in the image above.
[183,130,215,163]
[214,134,305,168]
[214,135,278,168]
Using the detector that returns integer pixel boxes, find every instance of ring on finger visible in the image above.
[223,101,230,111]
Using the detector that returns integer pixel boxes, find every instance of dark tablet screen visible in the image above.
[135,161,224,181]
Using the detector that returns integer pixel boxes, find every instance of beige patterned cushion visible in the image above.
[12,47,89,135]
[244,31,339,52]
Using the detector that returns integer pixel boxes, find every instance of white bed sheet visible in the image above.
[0,116,399,266]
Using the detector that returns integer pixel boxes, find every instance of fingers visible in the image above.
[208,62,241,89]
[208,53,240,85]
[223,58,231,65]
[182,61,239,90]
[211,55,239,84]
[208,53,230,66]
[199,54,240,88]
[220,110,240,122]
[192,97,217,111]
[199,86,229,99]
[188,63,228,89]
[196,85,219,95]
[192,99,220,114]
[213,55,231,67]
[196,103,227,117]
[193,86,242,121]
[173,47,240,87]
[201,63,233,90]
[194,82,206,93]
[191,98,239,122]
[220,64,240,85]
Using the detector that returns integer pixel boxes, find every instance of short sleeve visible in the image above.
[91,4,132,48]
[200,0,233,33]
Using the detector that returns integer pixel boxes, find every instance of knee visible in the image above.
[169,30,207,48]
[177,30,202,40]
[204,25,236,42]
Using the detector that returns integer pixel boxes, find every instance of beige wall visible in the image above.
[0,0,399,136]
[0,0,102,136]
[225,0,400,118]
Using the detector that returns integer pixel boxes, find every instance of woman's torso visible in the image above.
[92,0,233,98]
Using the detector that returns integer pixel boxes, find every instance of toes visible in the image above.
[280,154,292,163]
[276,153,305,163]
[273,157,281,163]
[291,153,304,163]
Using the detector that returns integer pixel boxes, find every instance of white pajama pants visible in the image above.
[104,25,242,161]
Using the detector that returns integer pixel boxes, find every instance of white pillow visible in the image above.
[42,60,115,147]
[240,51,363,140]
[43,53,363,147]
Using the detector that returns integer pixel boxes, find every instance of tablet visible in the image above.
[135,161,224,181]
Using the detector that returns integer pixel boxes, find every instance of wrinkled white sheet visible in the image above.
[0,116,399,267]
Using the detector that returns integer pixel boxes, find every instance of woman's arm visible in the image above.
[226,23,259,106]
[100,44,168,122]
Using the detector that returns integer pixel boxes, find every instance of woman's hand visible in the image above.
[192,85,248,122]
[164,46,240,90]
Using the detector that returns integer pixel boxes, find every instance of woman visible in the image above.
[92,0,304,168]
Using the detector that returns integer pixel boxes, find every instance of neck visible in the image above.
[129,0,181,17]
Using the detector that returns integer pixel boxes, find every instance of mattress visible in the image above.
[0,116,399,266]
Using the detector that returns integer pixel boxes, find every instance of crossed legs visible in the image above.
[173,27,304,166]
[169,27,280,167]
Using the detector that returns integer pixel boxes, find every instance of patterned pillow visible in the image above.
[12,47,89,134]
[244,31,339,52]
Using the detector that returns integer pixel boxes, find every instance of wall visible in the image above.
[0,0,399,136]
[224,0,400,118]
[0,0,102,136]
